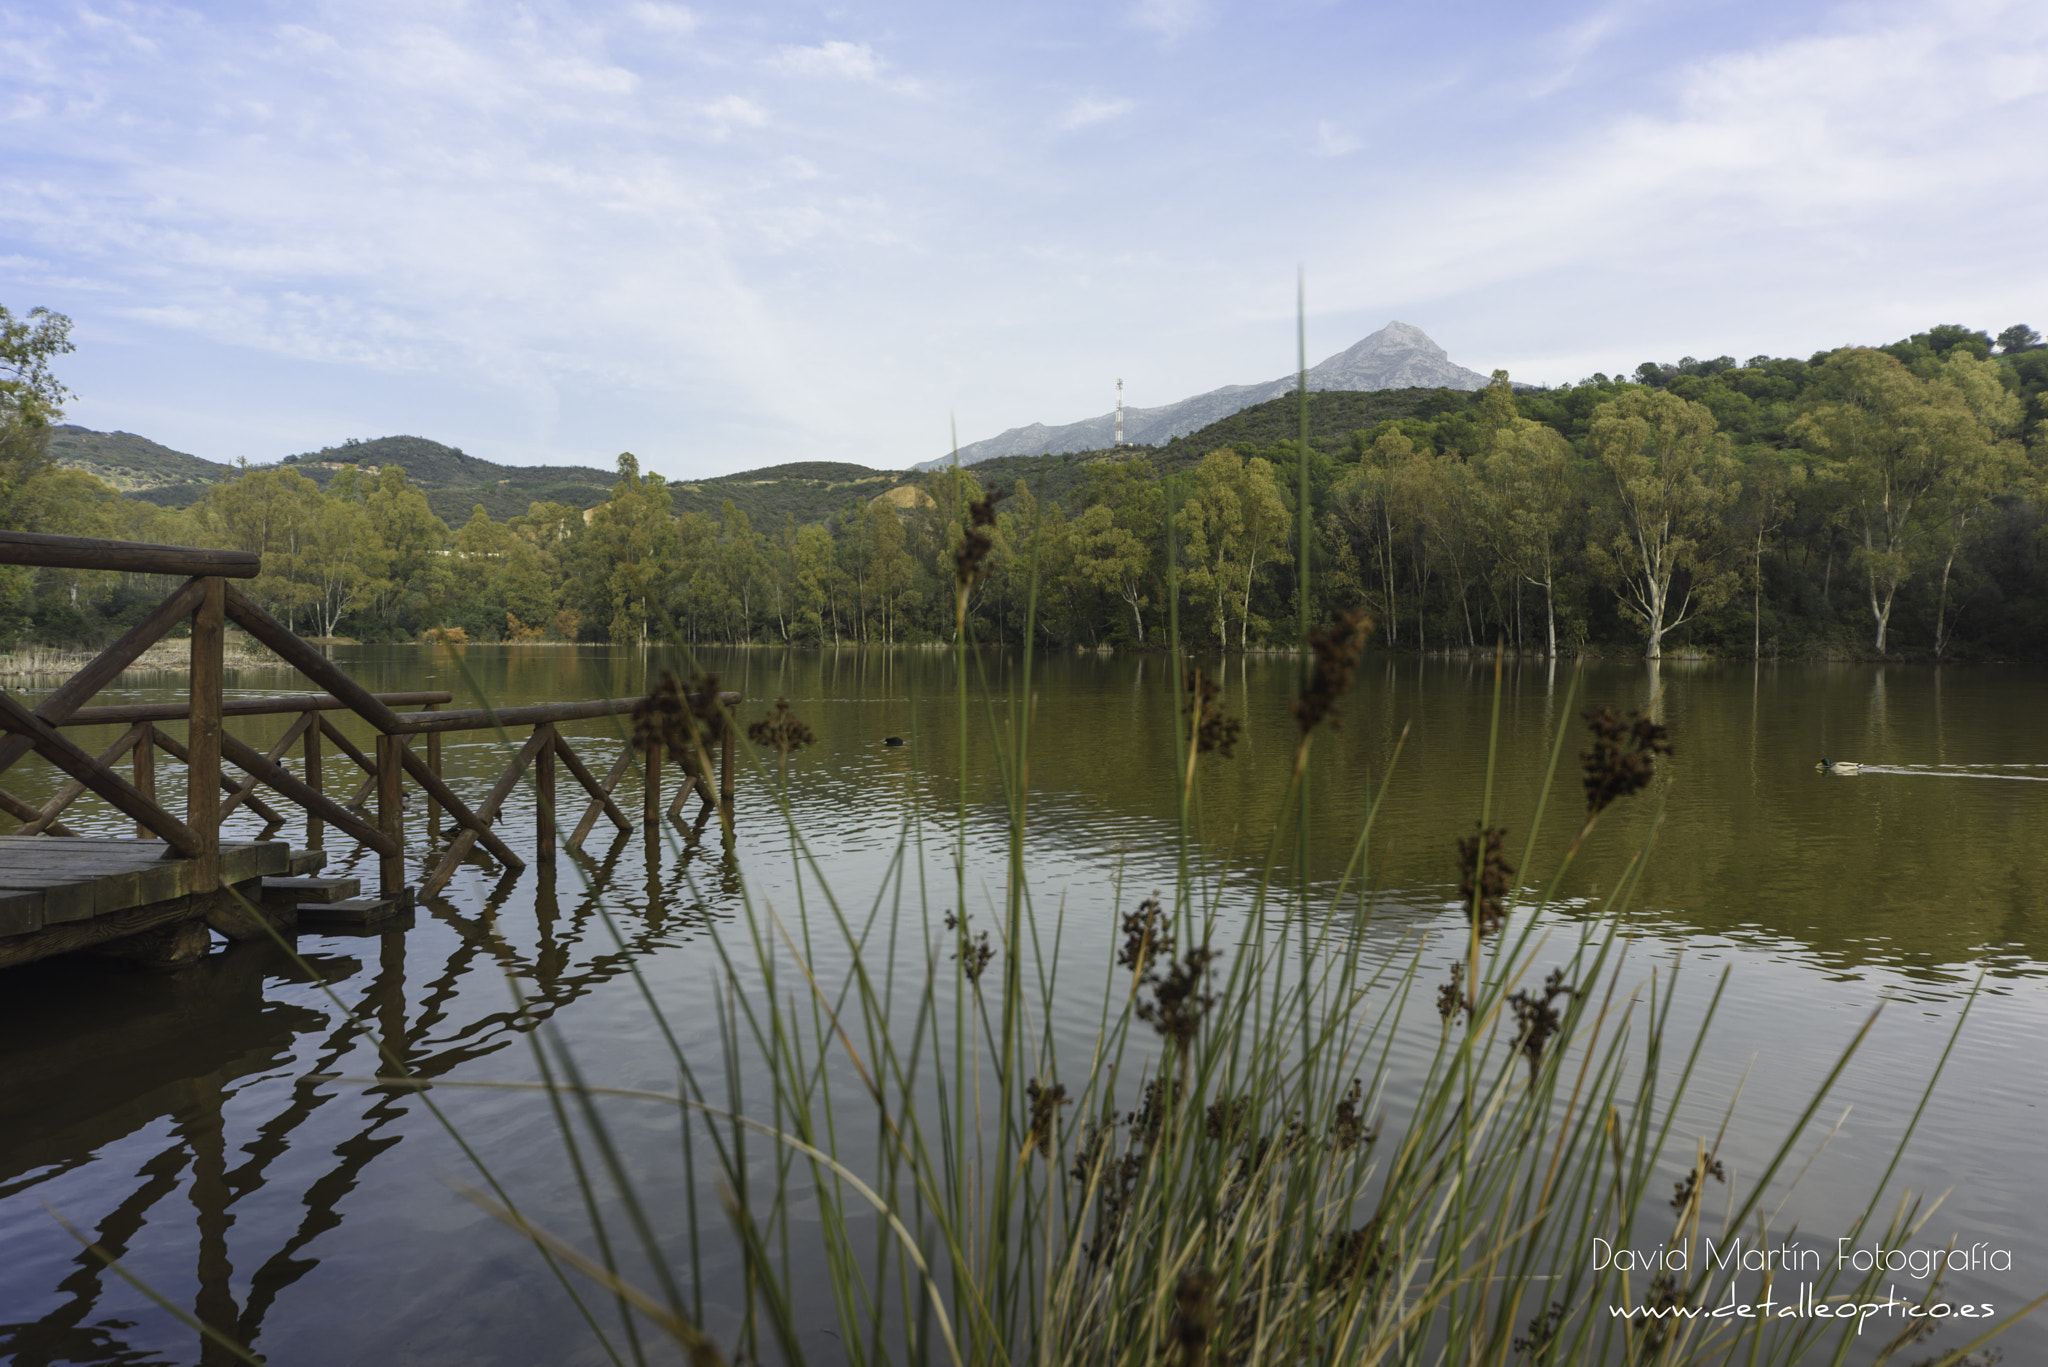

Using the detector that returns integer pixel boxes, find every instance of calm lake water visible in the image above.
[2,646,2045,1365]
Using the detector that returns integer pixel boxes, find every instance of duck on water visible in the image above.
[1817,758,1861,774]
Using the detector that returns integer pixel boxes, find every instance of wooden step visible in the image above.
[260,876,360,906]
[299,893,409,926]
[286,848,328,876]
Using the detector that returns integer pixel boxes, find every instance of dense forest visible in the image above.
[5,304,2046,660]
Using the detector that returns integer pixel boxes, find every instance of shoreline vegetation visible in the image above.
[6,306,2048,666]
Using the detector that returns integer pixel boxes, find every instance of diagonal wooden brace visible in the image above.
[556,734,631,846]
[0,576,209,782]
[570,744,636,848]
[396,742,525,871]
[0,690,201,853]
[149,728,290,829]
[218,730,398,855]
[422,726,552,898]
[18,721,151,835]
[223,711,318,819]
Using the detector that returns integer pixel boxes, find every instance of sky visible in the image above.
[3,0,2045,479]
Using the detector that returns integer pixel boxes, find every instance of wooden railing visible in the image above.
[0,531,734,904]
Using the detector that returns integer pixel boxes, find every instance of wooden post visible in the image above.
[644,738,660,832]
[535,723,557,862]
[304,712,323,848]
[376,732,403,897]
[134,726,155,841]
[188,577,224,892]
[426,701,442,839]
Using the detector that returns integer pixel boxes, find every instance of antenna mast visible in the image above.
[1115,377,1124,447]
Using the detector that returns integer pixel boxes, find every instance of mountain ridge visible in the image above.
[921,321,1489,469]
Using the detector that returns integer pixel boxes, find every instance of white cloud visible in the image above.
[1058,96,1133,131]
[627,3,699,35]
[1130,0,1212,42]
[702,93,767,137]
[1313,121,1357,157]
[768,39,921,93]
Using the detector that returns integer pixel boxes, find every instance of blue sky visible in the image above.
[4,0,2044,478]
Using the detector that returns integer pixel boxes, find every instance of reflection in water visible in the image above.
[0,813,733,1366]
[1,647,2046,1362]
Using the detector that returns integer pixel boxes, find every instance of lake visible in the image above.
[1,645,2044,1365]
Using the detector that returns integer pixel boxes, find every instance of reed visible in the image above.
[410,541,2036,1364]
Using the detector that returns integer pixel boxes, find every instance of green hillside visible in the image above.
[277,436,619,521]
[45,426,235,498]
[668,461,901,526]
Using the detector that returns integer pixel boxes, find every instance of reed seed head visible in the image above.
[1137,946,1219,1048]
[953,488,1007,588]
[1290,606,1374,736]
[1457,826,1515,938]
[1436,961,1466,1025]
[1119,893,1170,974]
[1024,1078,1070,1161]
[942,910,995,985]
[1184,669,1243,758]
[1509,968,1576,1083]
[1670,1155,1726,1212]
[746,698,816,759]
[633,669,728,765]
[1581,704,1675,814]
[1165,1269,1218,1367]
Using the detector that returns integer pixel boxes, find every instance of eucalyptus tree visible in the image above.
[1176,450,1291,649]
[1586,389,1742,659]
[1476,418,1576,658]
[1793,349,2016,653]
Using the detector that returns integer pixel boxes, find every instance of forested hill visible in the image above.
[274,437,618,520]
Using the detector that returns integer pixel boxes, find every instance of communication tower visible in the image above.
[1115,378,1124,447]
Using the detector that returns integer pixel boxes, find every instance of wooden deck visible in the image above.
[0,837,296,968]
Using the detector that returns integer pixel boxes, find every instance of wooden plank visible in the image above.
[0,576,208,782]
[0,885,42,936]
[0,892,212,970]
[217,731,398,855]
[221,585,406,733]
[17,721,150,835]
[261,876,360,904]
[421,727,552,897]
[645,739,659,830]
[348,733,415,807]
[90,859,189,917]
[558,735,631,846]
[0,530,260,578]
[219,841,290,885]
[63,691,453,726]
[0,692,203,854]
[0,877,96,925]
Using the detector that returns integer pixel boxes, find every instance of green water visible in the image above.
[1,646,2043,1364]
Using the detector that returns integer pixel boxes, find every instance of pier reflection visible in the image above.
[0,812,729,1366]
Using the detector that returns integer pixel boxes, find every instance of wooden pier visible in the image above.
[0,530,738,971]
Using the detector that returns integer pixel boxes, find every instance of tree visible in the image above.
[1073,459,1164,643]
[1476,419,1575,658]
[1792,349,2013,653]
[1997,324,2041,355]
[571,454,680,645]
[1176,450,1291,649]
[365,465,451,631]
[0,305,73,532]
[1586,389,1742,659]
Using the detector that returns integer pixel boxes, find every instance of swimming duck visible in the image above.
[884,736,905,747]
[1817,758,1861,774]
